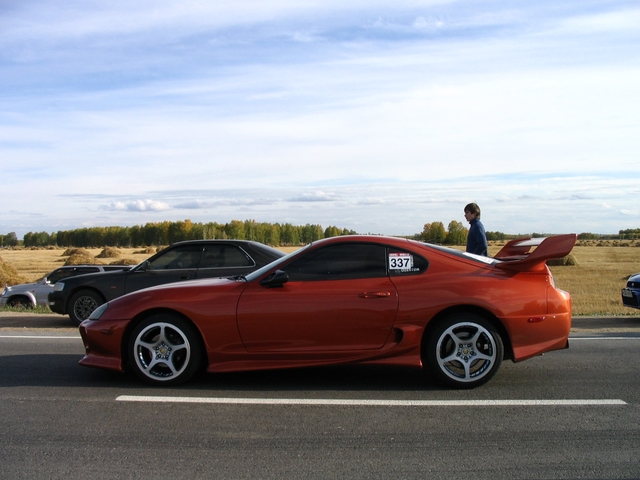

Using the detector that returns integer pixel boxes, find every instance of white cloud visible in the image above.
[102,200,172,212]
[1,1,639,238]
[621,210,640,217]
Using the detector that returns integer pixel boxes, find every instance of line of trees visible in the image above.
[420,221,509,245]
[12,220,357,248]
[4,223,639,249]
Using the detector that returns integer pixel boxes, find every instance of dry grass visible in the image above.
[546,246,640,316]
[0,247,152,282]
[486,242,640,316]
[0,261,27,286]
[1,242,639,316]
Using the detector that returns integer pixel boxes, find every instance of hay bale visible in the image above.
[134,247,157,254]
[547,254,578,266]
[61,248,91,257]
[0,261,28,286]
[96,247,122,258]
[111,258,138,266]
[64,253,97,266]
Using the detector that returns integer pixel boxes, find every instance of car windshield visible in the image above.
[244,244,311,282]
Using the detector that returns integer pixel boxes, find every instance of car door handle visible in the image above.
[359,292,391,299]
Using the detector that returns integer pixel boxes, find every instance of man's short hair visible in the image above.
[464,202,481,218]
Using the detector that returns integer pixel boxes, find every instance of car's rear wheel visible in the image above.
[69,289,104,325]
[128,315,204,386]
[425,313,503,389]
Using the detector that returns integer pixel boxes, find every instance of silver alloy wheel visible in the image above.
[73,294,99,321]
[132,322,192,382]
[435,321,498,384]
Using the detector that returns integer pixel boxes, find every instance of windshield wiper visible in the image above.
[228,274,247,282]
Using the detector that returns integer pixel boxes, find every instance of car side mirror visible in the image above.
[260,269,289,288]
[138,260,151,272]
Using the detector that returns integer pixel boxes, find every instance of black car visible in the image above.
[0,265,129,309]
[622,272,640,309]
[48,240,285,325]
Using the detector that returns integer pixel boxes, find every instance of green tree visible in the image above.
[280,223,300,245]
[324,226,341,238]
[446,220,467,245]
[225,220,246,239]
[2,232,18,246]
[422,222,446,243]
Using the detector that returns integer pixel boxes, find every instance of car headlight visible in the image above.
[53,282,65,291]
[1,286,10,296]
[88,302,109,321]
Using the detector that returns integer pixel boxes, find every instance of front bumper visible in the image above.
[47,291,67,314]
[621,288,640,309]
[78,318,127,372]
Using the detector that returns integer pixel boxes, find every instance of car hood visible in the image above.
[57,268,130,287]
[627,272,640,282]
[3,281,42,292]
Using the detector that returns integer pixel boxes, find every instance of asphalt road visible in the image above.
[1,313,639,479]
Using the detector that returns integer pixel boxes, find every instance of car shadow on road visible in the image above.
[0,353,447,391]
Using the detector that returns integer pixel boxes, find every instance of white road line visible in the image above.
[116,396,627,406]
[570,337,640,340]
[0,335,80,339]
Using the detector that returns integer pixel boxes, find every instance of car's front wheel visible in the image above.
[128,315,204,386]
[69,289,104,325]
[425,313,503,389]
[7,296,34,308]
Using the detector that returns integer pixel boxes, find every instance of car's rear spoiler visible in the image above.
[493,234,577,271]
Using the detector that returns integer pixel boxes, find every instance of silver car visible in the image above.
[1,265,129,308]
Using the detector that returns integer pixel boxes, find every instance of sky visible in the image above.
[1,0,639,239]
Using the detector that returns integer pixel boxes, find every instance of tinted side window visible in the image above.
[148,245,203,270]
[387,248,429,276]
[285,244,387,281]
[199,245,254,268]
[75,267,101,275]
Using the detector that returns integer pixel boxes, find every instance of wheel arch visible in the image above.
[120,308,208,372]
[65,286,106,312]
[422,305,514,362]
[6,293,36,307]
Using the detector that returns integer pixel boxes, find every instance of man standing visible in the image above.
[464,202,488,256]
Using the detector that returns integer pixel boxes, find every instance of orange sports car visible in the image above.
[79,234,576,389]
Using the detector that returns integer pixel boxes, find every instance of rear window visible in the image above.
[199,245,254,268]
[423,243,496,265]
[387,248,429,276]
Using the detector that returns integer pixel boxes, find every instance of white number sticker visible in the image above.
[389,252,413,270]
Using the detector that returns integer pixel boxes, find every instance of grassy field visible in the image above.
[1,241,639,316]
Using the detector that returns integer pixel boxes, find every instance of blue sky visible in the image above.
[1,0,639,238]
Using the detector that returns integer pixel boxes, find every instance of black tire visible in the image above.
[425,313,503,389]
[7,296,34,308]
[128,314,204,386]
[69,289,104,325]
